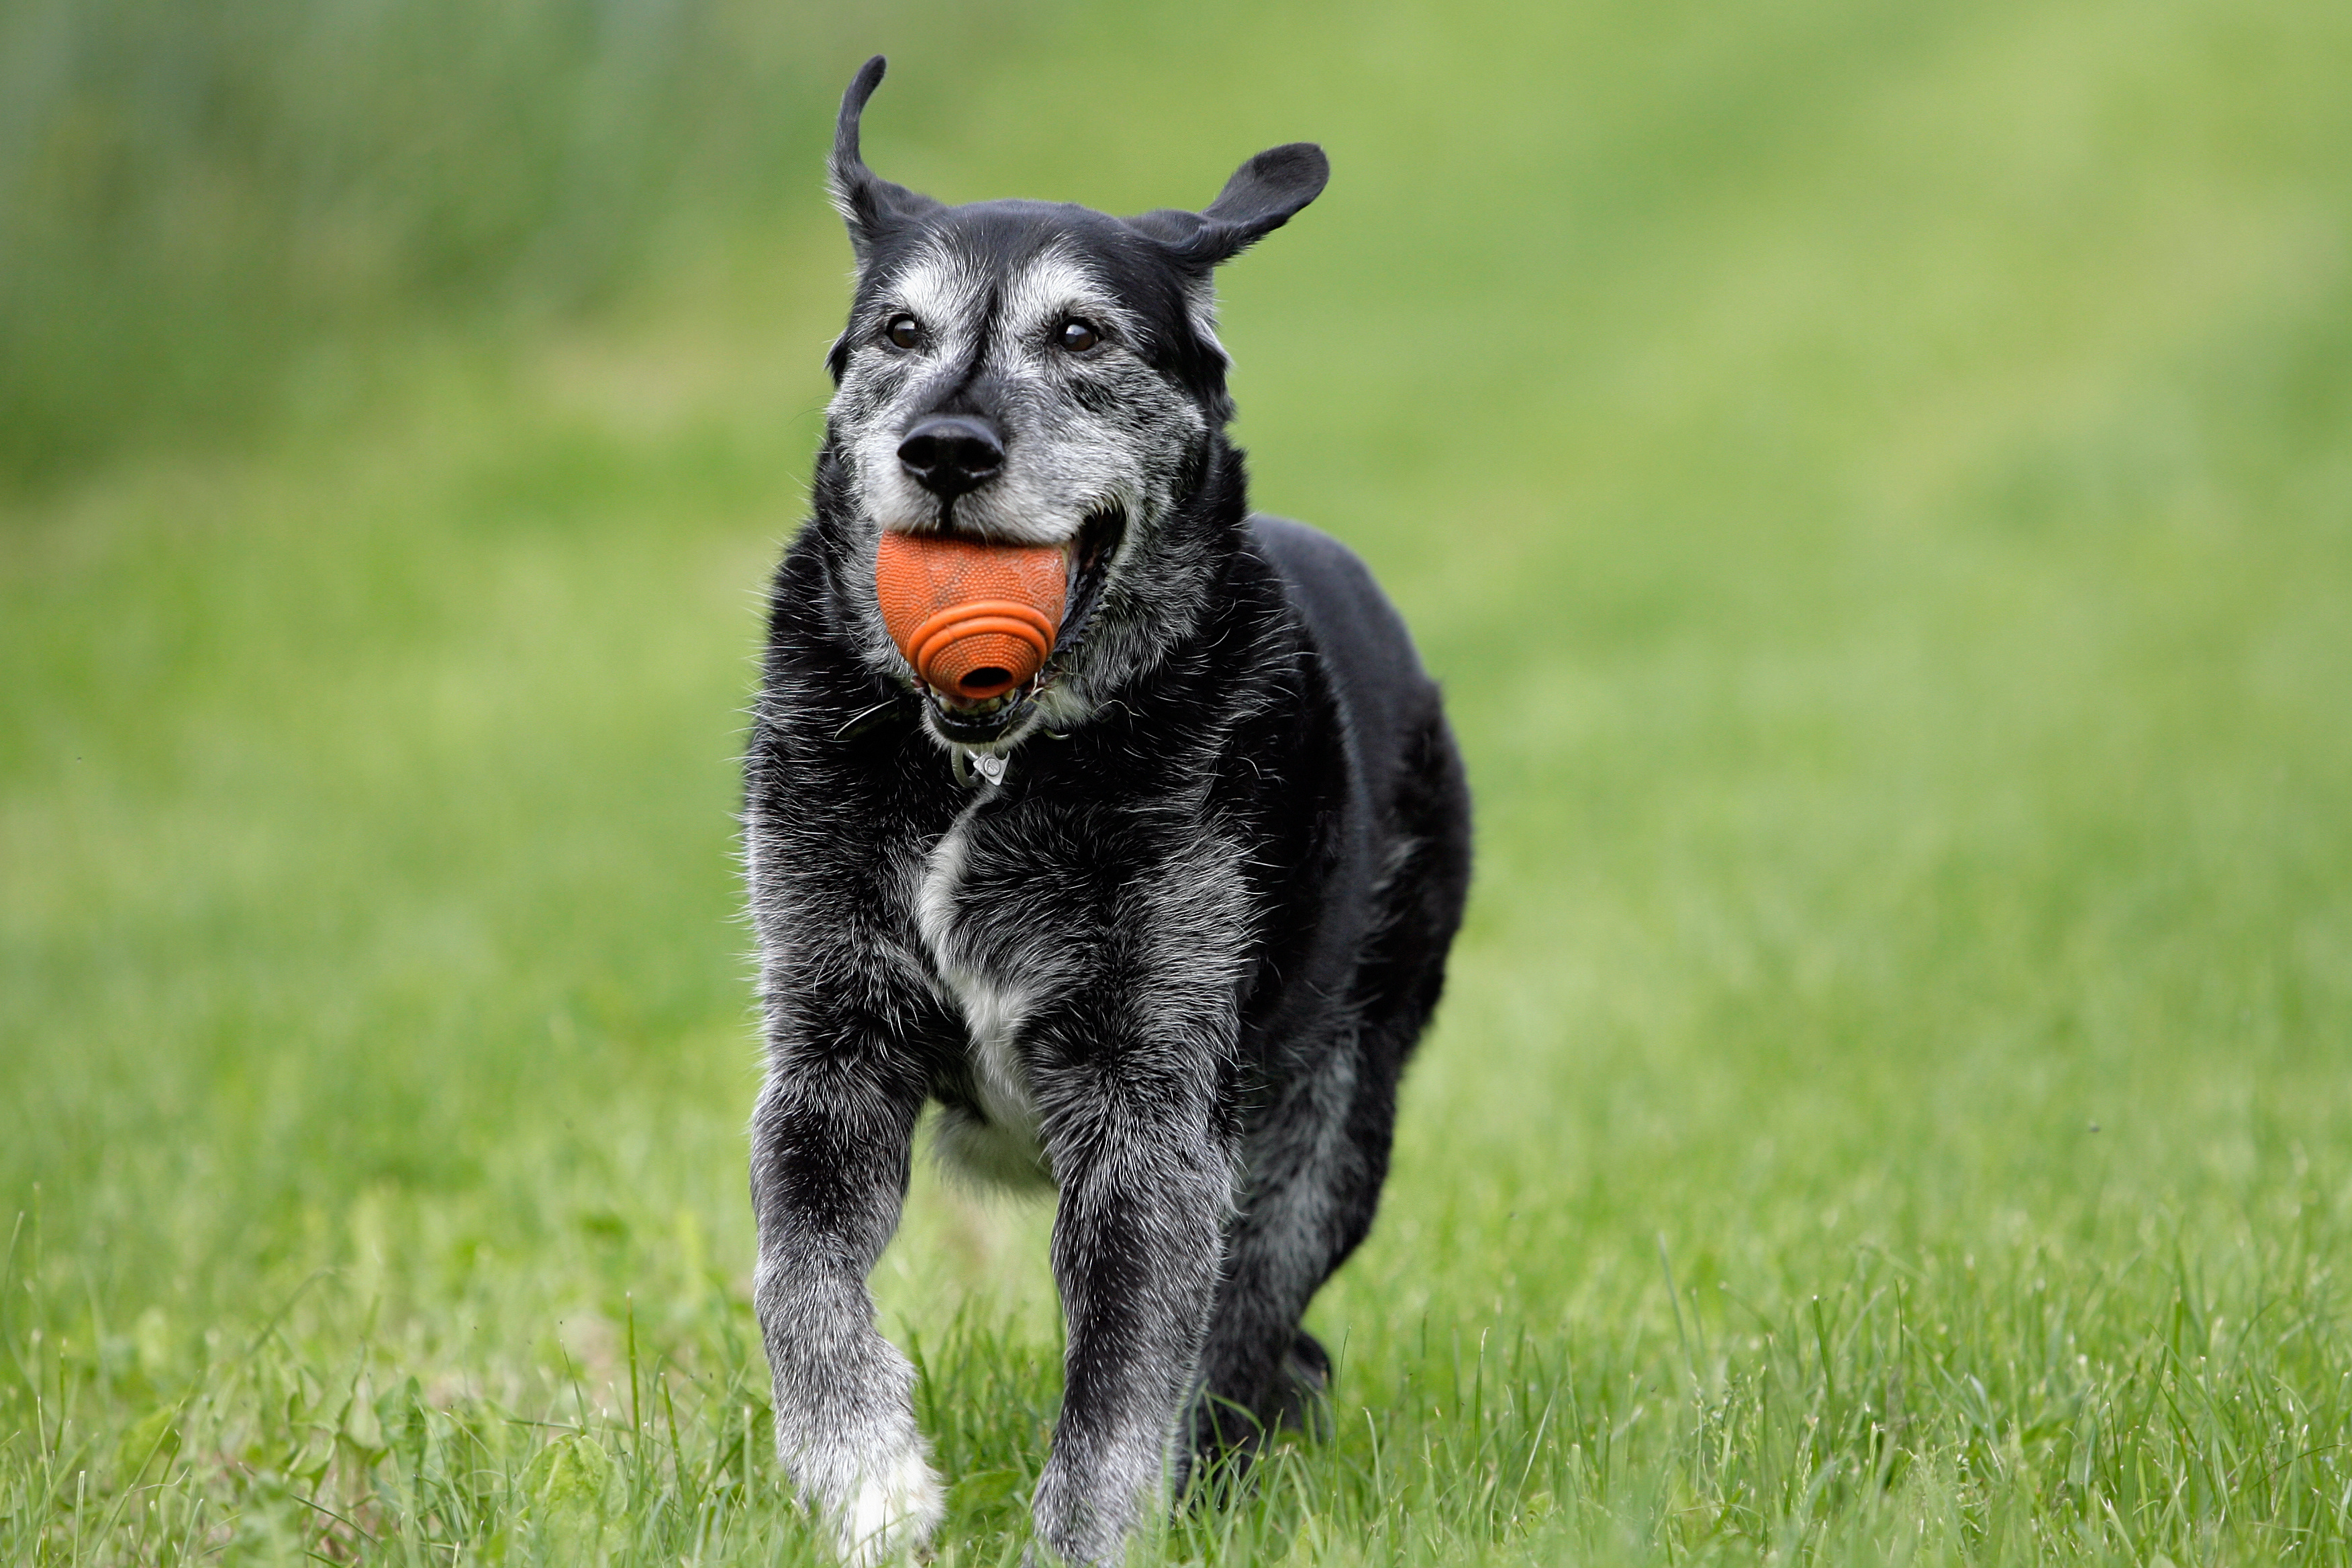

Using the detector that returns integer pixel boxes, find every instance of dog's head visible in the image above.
[816,56,1326,748]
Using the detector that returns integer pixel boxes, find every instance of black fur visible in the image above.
[746,56,1470,1566]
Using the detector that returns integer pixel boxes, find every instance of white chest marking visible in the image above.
[916,811,1044,1161]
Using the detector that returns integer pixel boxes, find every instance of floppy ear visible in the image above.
[829,56,941,263]
[1127,142,1330,268]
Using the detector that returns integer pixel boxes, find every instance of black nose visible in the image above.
[897,416,1005,498]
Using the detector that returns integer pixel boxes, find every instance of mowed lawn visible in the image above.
[5,0,2350,1562]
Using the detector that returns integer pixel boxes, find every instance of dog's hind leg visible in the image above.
[1192,709,1473,1472]
[1189,1034,1393,1465]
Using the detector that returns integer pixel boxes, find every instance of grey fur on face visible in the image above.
[827,235,1221,757]
[835,241,1206,549]
[743,56,1471,1566]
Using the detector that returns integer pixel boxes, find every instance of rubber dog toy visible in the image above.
[874,530,1069,703]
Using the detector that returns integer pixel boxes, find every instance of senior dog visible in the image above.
[744,56,1471,1566]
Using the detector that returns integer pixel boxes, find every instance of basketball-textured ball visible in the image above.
[874,531,1070,701]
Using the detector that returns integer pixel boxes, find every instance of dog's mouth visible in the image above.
[899,505,1126,746]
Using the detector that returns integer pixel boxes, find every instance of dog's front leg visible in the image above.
[1031,1095,1232,1565]
[750,1052,938,1565]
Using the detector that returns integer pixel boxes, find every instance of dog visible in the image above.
[744,56,1471,1566]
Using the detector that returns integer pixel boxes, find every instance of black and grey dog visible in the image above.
[744,57,1471,1566]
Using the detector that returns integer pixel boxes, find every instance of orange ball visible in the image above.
[874,531,1069,702]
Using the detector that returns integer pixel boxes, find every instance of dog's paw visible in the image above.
[1030,1449,1161,1568]
[1275,1328,1334,1440]
[829,1446,944,1567]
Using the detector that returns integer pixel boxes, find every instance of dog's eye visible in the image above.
[1058,319,1100,354]
[885,315,922,350]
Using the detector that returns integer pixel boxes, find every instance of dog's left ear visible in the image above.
[1127,142,1330,268]
[830,56,942,264]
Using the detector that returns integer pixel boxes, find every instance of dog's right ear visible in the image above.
[829,56,940,265]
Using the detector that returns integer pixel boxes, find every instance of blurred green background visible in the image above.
[5,0,2349,1562]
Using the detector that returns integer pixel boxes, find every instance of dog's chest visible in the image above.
[914,801,1048,1177]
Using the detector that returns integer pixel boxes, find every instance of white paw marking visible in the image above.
[832,1445,944,1567]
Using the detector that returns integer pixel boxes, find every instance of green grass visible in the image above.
[5,0,2351,1561]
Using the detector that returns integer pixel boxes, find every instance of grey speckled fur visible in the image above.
[743,56,1471,1566]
